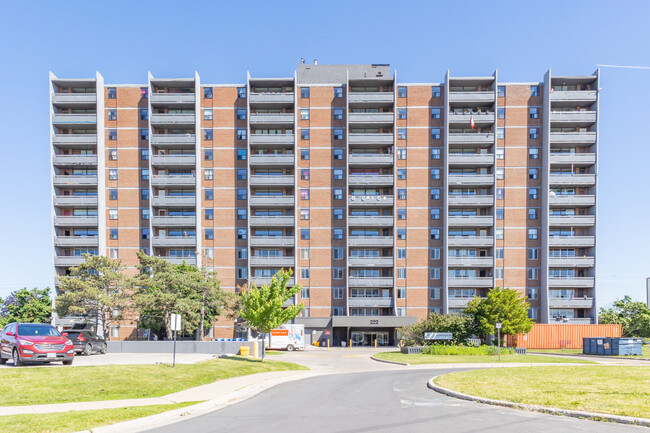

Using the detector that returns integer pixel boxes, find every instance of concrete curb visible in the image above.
[529,352,650,362]
[427,375,650,428]
[369,355,409,366]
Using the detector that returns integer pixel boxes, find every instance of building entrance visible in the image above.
[351,331,389,346]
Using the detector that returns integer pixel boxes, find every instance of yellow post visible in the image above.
[327,338,330,348]
[253,342,259,358]
[374,339,377,349]
[349,339,352,349]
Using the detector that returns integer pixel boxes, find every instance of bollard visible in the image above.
[327,338,330,349]
[349,339,352,349]
[374,339,377,349]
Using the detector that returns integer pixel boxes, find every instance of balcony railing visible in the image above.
[549,153,596,165]
[249,93,294,104]
[447,215,494,227]
[249,256,295,267]
[151,215,196,226]
[348,175,394,186]
[54,256,87,267]
[548,277,595,288]
[448,174,494,186]
[550,90,597,103]
[448,91,496,103]
[549,195,595,207]
[347,236,393,247]
[348,256,393,267]
[251,276,296,286]
[249,134,295,145]
[447,277,494,288]
[52,155,98,166]
[548,174,596,186]
[150,134,196,145]
[150,93,196,104]
[150,155,196,167]
[549,111,597,124]
[348,92,394,104]
[53,196,98,206]
[52,134,97,145]
[348,133,394,145]
[448,112,495,125]
[249,113,295,125]
[52,93,97,104]
[447,256,494,267]
[348,154,393,165]
[249,175,295,186]
[549,132,596,145]
[160,256,198,265]
[348,195,393,206]
[448,133,495,145]
[150,175,196,186]
[52,114,97,124]
[150,113,195,125]
[448,154,494,166]
[152,236,197,247]
[448,195,494,206]
[249,154,295,166]
[249,216,295,226]
[347,277,394,287]
[53,175,97,186]
[151,195,196,207]
[548,215,595,227]
[549,236,595,247]
[249,236,295,247]
[549,297,595,309]
[53,216,98,227]
[249,195,294,206]
[54,236,99,247]
[348,216,393,227]
[548,256,595,267]
[347,297,394,307]
[447,236,494,247]
[347,112,394,124]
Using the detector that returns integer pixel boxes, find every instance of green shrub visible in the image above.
[398,313,477,346]
[422,345,515,356]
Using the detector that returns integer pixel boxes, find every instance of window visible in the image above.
[141,209,149,220]
[140,128,148,140]
[397,149,406,160]
[237,248,247,260]
[237,267,247,279]
[333,268,344,279]
[528,228,538,239]
[333,189,343,200]
[398,129,407,140]
[430,188,440,200]
[332,307,344,316]
[496,208,504,220]
[398,86,407,98]
[300,248,310,260]
[109,229,118,240]
[141,188,149,200]
[301,268,310,279]
[333,248,343,260]
[496,248,504,259]
[432,86,441,97]
[108,88,116,99]
[205,209,213,220]
[109,169,117,180]
[300,109,310,120]
[398,108,407,119]
[529,168,538,179]
[334,109,343,120]
[397,268,406,279]
[237,129,246,140]
[142,228,150,240]
[430,288,441,299]
[237,149,247,160]
[430,208,440,220]
[237,109,246,120]
[496,188,504,200]
[237,87,246,98]
[333,228,343,240]
[301,169,310,180]
[333,148,343,159]
[334,87,343,98]
[237,169,247,180]
[237,189,247,200]
[204,87,213,98]
[110,326,120,338]
[496,168,504,179]
[333,169,343,181]
[333,287,344,298]
[109,189,117,200]
[108,109,117,120]
[237,228,247,239]
[397,169,406,180]
[205,189,213,200]
[530,85,539,97]
[140,108,148,120]
[529,107,539,119]
[301,229,310,240]
[529,128,539,139]
[495,268,504,279]
[430,148,441,159]
[140,149,148,160]
[497,127,505,139]
[301,129,310,140]
[236,208,247,220]
[108,129,117,140]
[333,208,343,220]
[431,108,441,119]
[397,248,406,259]
[431,128,441,139]
[397,208,406,220]
[301,287,310,298]
[397,189,406,200]
[430,248,440,260]
[496,228,504,239]
[497,86,505,97]
[204,109,213,120]
[333,129,343,140]
[300,209,310,220]
[205,229,214,240]
[430,229,440,240]
[430,268,441,279]
[496,147,504,160]
[300,188,309,200]
[430,168,440,180]
[109,209,118,220]
[204,169,213,180]
[528,248,538,260]
[497,107,505,119]
[204,129,213,140]
[529,148,539,159]
[109,149,118,160]
[529,208,538,220]
[300,87,310,98]
[398,229,407,240]
[528,268,539,280]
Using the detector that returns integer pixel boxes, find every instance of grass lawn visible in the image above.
[532,346,650,357]
[0,402,199,433]
[263,350,286,356]
[374,351,596,365]
[434,366,650,418]
[0,357,307,407]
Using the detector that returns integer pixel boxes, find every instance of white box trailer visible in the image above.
[264,324,305,351]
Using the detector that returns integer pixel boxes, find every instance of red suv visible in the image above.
[0,323,74,366]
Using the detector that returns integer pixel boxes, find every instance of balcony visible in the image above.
[548,277,595,288]
[53,175,97,186]
[551,318,593,324]
[447,256,493,267]
[447,195,494,206]
[249,175,295,186]
[348,297,394,308]
[161,256,197,265]
[54,256,86,267]
[251,277,295,287]
[348,277,394,287]
[249,256,295,267]
[348,257,393,267]
[448,91,496,104]
[249,134,295,146]
[52,134,97,145]
[549,298,595,309]
[348,236,393,247]
[550,132,596,145]
[549,236,595,247]
[150,113,195,125]
[151,216,196,227]
[348,154,393,166]
[348,92,394,104]
[448,133,495,145]
[52,155,97,167]
[448,112,495,125]
[348,133,394,146]
[249,216,295,227]
[347,112,394,125]
[249,154,295,167]
[249,93,294,104]
[348,195,393,206]
[151,195,196,207]
[150,175,196,187]
[52,114,97,124]
[548,256,595,267]
[549,153,596,165]
[548,215,595,227]
[448,175,494,186]
[249,113,295,125]
[150,134,196,146]
[348,216,393,227]
[448,236,494,247]
[448,154,494,166]
[52,93,97,104]
[53,196,97,207]
[448,215,494,227]
[448,297,484,308]
[550,111,597,125]
[447,277,494,288]
[53,216,98,227]
[150,155,196,167]
[348,175,394,186]
[54,236,99,247]
[549,195,595,207]
[550,90,597,103]
[150,93,195,104]
[250,236,294,247]
[152,236,197,247]
[549,174,596,187]
[250,195,294,206]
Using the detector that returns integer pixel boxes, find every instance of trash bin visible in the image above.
[239,346,250,356]
[341,341,347,347]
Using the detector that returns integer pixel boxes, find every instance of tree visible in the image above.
[465,287,534,345]
[599,296,650,337]
[0,288,52,327]
[239,269,303,360]
[398,312,477,346]
[55,254,128,339]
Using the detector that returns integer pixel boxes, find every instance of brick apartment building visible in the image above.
[50,64,599,344]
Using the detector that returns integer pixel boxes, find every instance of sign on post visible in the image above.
[495,323,501,361]
[495,323,502,329]
[171,313,182,331]
[424,332,453,340]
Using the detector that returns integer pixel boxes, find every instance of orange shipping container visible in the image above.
[512,324,622,349]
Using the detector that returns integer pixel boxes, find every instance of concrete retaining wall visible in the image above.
[107,340,259,355]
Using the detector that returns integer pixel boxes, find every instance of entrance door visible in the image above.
[351,331,390,346]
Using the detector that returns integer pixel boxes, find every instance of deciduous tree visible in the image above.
[465,287,533,344]
[0,288,52,327]
[599,296,650,337]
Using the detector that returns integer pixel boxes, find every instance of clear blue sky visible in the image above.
[1,1,649,307]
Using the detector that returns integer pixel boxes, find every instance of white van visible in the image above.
[264,324,305,351]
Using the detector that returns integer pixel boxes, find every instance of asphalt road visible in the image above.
[142,368,646,433]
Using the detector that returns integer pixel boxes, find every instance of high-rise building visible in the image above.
[50,64,599,344]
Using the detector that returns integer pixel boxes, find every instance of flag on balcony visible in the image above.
[470,115,475,129]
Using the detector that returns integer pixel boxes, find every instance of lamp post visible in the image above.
[496,322,502,361]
